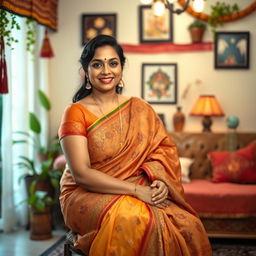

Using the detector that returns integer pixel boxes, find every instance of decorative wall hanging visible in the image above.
[214,31,250,69]
[139,5,173,43]
[177,0,256,23]
[141,63,177,104]
[0,0,58,31]
[81,14,117,46]
[0,36,8,94]
[40,29,54,58]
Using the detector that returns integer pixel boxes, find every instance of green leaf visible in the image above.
[12,139,28,144]
[18,174,28,184]
[45,196,54,205]
[29,180,37,195]
[50,178,59,189]
[27,193,36,205]
[29,113,41,134]
[38,90,51,111]
[35,200,45,211]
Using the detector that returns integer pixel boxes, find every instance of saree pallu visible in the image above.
[59,97,212,256]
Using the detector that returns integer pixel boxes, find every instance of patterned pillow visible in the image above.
[208,141,256,183]
[179,157,193,183]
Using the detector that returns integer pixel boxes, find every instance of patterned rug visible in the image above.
[40,236,256,256]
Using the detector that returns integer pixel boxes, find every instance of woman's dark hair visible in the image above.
[73,35,126,103]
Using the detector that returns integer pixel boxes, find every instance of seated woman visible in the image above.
[58,34,212,256]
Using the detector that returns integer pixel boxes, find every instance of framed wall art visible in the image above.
[141,63,177,104]
[214,31,250,69]
[139,5,173,43]
[81,14,117,46]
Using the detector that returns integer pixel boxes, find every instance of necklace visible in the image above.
[92,94,124,146]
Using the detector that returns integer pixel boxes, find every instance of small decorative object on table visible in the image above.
[226,115,240,151]
[227,115,240,130]
[173,106,185,132]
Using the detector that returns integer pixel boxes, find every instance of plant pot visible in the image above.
[189,27,205,43]
[30,207,52,240]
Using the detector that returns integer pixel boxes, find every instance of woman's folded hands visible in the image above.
[134,180,170,209]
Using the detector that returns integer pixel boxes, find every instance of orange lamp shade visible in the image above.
[190,95,224,117]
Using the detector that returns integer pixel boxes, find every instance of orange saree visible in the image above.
[59,97,212,256]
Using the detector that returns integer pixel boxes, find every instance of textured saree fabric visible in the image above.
[59,97,212,256]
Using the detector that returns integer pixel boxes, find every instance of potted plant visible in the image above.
[17,156,62,194]
[28,184,54,240]
[17,156,62,240]
[188,19,207,43]
[13,89,63,236]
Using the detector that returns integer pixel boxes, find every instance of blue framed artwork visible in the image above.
[214,31,250,69]
[141,63,177,104]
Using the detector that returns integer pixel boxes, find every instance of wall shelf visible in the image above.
[120,42,213,54]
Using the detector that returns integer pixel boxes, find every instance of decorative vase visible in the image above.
[173,106,185,132]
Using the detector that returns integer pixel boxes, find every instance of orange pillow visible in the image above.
[208,142,256,183]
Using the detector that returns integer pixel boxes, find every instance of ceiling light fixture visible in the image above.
[141,0,205,15]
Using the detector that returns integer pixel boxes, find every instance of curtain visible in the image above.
[0,15,49,232]
[0,0,58,30]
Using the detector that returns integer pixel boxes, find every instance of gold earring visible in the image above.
[118,79,124,88]
[85,79,92,90]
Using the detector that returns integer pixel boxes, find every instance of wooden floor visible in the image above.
[0,228,66,256]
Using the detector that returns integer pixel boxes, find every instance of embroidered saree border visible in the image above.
[1,0,58,30]
[87,98,130,133]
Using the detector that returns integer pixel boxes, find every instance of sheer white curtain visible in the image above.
[0,15,49,232]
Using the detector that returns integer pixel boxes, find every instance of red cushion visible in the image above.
[183,179,256,216]
[208,142,256,183]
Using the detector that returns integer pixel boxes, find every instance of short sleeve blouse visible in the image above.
[58,103,98,140]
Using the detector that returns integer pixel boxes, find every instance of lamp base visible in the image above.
[202,116,212,132]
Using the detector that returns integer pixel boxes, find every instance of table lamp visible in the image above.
[190,95,224,132]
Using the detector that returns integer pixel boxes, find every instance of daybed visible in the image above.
[169,132,256,238]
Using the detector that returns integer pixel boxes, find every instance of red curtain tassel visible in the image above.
[0,36,9,94]
[40,29,54,58]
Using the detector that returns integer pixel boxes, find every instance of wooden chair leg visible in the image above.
[64,243,72,256]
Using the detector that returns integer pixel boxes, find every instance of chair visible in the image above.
[64,231,85,256]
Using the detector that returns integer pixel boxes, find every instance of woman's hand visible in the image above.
[134,184,155,205]
[155,199,171,209]
[150,180,168,205]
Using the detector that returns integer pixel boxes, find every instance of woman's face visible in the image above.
[86,45,122,93]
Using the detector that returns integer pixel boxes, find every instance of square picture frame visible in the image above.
[81,14,117,46]
[139,5,173,43]
[214,31,250,69]
[141,63,177,104]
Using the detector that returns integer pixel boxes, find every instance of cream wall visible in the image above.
[49,0,256,137]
